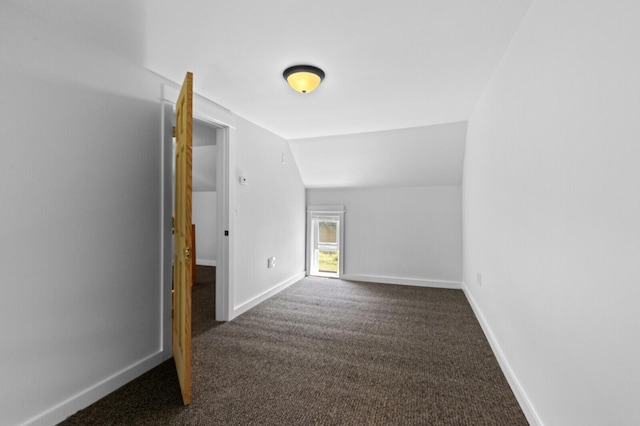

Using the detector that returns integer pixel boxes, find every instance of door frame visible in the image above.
[306,205,345,278]
[161,83,236,359]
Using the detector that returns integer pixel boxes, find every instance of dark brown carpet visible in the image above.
[60,266,527,425]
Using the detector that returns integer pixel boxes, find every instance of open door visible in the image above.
[173,72,193,405]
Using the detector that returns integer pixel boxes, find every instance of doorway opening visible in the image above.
[161,83,236,362]
[307,206,345,278]
[188,118,220,326]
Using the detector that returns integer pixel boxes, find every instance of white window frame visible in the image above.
[306,205,345,278]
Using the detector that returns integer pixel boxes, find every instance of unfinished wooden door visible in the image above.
[173,71,193,405]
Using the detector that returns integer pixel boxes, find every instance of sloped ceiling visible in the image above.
[140,0,531,140]
[290,121,467,188]
[17,0,532,187]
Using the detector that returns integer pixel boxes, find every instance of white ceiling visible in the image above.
[290,121,467,188]
[18,0,531,140]
[18,0,531,189]
[146,0,532,140]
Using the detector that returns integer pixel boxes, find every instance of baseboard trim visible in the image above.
[24,351,165,426]
[462,284,543,426]
[341,274,462,290]
[231,271,306,320]
[196,259,216,267]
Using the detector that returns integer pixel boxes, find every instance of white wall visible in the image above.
[192,191,217,265]
[463,1,640,425]
[191,123,217,266]
[0,4,170,425]
[308,186,462,288]
[192,145,217,192]
[0,2,308,424]
[231,117,307,316]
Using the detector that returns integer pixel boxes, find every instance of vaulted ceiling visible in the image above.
[19,0,532,187]
[290,121,467,188]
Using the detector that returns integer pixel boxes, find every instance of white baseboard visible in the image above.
[25,351,165,426]
[462,284,543,426]
[341,274,462,290]
[196,259,216,266]
[231,271,306,320]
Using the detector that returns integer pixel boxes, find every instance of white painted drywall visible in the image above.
[0,2,310,424]
[192,145,217,192]
[232,117,307,313]
[463,1,640,425]
[192,120,217,192]
[0,4,170,425]
[308,186,462,287]
[193,119,218,147]
[192,191,217,265]
[289,122,467,188]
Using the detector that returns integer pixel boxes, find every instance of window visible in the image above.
[307,206,344,278]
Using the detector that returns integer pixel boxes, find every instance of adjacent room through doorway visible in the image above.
[183,118,220,319]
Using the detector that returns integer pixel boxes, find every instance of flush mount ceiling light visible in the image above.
[283,65,325,94]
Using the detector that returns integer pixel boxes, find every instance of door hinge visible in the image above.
[224,230,229,236]
[172,126,176,138]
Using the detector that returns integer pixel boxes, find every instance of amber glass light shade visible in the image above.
[283,65,325,93]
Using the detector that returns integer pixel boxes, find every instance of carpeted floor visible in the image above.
[60,267,528,425]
